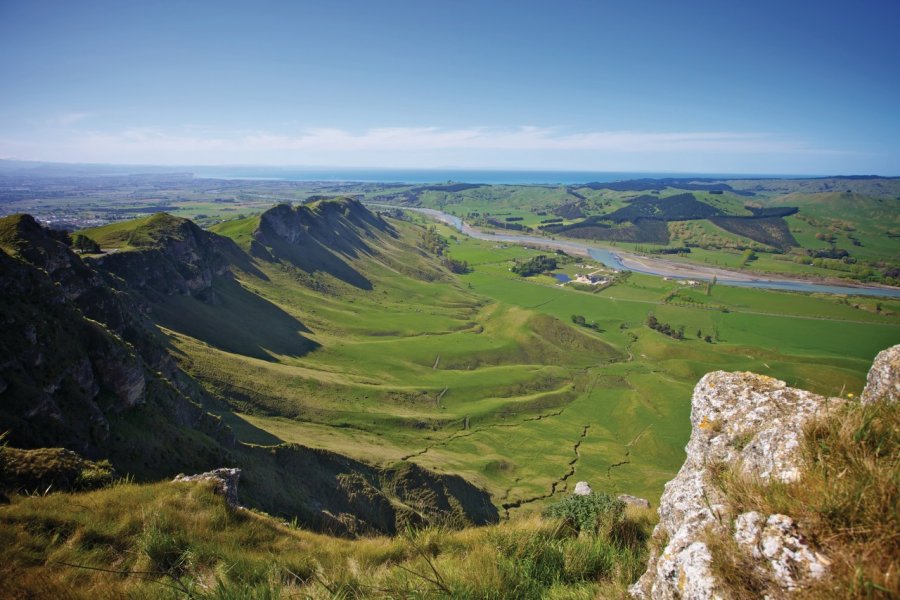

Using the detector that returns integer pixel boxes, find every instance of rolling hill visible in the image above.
[2,189,898,597]
[0,204,501,535]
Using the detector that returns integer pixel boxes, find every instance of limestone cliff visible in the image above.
[0,247,146,454]
[630,345,898,599]
[0,215,232,458]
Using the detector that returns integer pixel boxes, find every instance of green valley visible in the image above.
[2,178,898,598]
[3,0,899,593]
[72,195,900,508]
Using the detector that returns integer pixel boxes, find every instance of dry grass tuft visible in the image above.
[0,478,657,599]
[710,400,899,599]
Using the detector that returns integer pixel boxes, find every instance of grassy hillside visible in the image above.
[146,206,900,510]
[1,208,502,535]
[7,199,899,515]
[3,187,899,598]
[0,478,654,599]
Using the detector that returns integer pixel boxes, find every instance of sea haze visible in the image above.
[0,160,815,184]
[189,167,806,185]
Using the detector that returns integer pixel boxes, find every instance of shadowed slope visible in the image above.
[249,198,396,289]
[84,212,318,360]
[0,213,497,534]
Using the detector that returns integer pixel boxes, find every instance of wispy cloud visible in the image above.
[49,112,93,127]
[229,126,812,154]
[0,125,842,170]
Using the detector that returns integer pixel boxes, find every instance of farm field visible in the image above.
[382,180,900,287]
[7,175,900,510]
[154,211,900,509]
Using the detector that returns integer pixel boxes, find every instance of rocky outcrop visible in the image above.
[0,446,116,495]
[618,494,651,509]
[91,213,231,298]
[732,512,829,591]
[574,481,592,496]
[630,347,898,599]
[860,345,899,404]
[174,468,241,507]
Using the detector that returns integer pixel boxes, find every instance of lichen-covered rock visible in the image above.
[861,345,899,405]
[174,468,241,507]
[618,494,651,509]
[630,370,840,599]
[574,481,593,496]
[733,511,830,590]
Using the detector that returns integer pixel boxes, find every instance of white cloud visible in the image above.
[50,112,93,127]
[238,126,812,154]
[0,125,843,171]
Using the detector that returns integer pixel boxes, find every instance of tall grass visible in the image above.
[710,399,899,598]
[0,479,655,599]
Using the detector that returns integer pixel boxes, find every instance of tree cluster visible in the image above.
[571,314,602,332]
[72,233,101,254]
[646,314,685,340]
[441,257,470,274]
[511,255,557,277]
[418,225,448,256]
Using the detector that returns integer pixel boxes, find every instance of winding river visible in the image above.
[391,206,900,298]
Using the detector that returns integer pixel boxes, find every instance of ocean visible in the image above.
[189,167,796,185]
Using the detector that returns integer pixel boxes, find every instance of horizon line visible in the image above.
[2,158,895,180]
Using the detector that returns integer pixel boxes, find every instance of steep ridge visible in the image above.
[0,208,498,534]
[0,216,232,470]
[89,212,233,298]
[85,210,320,360]
[250,197,395,289]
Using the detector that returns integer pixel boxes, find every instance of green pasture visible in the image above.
[406,184,899,284]
[150,214,900,514]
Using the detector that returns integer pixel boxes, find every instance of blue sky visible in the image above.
[1,0,898,174]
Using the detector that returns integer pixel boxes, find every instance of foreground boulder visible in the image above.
[860,345,899,405]
[174,468,242,507]
[630,344,900,599]
[573,481,593,496]
[618,494,651,509]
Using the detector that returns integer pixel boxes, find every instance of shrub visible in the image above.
[72,233,101,253]
[543,493,625,536]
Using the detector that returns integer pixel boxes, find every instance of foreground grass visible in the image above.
[0,480,655,599]
[710,399,899,599]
